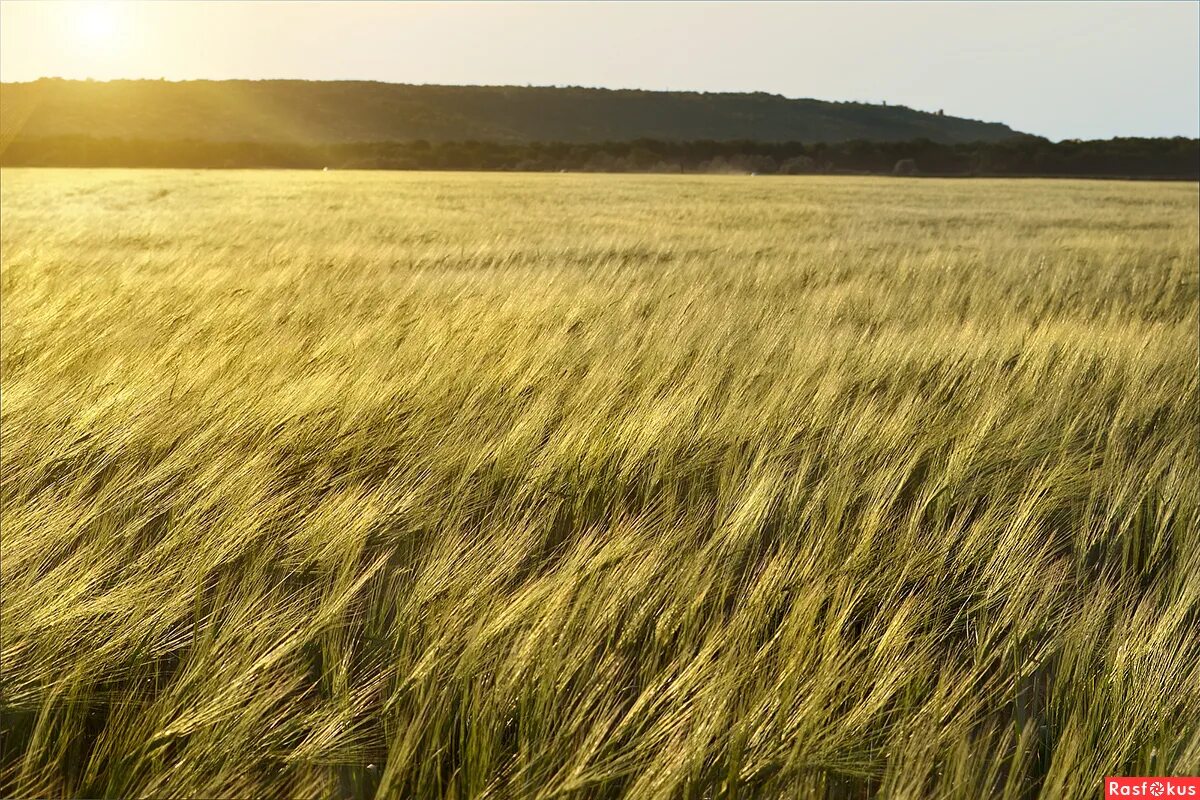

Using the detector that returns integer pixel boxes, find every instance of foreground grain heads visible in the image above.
[1,170,1197,798]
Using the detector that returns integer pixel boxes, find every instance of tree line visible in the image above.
[2,135,1196,178]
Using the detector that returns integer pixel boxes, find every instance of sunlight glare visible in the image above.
[74,2,120,45]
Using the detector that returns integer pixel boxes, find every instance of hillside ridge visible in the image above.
[0,78,1025,145]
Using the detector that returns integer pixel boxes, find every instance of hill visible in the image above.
[1,78,1024,145]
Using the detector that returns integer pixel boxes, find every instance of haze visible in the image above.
[1,0,1197,141]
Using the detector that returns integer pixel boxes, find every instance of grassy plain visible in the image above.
[1,170,1198,799]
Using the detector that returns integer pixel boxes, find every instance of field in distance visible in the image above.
[2,170,1198,798]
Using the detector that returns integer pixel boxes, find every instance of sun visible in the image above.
[73,1,121,45]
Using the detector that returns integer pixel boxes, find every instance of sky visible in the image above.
[1,1,1197,141]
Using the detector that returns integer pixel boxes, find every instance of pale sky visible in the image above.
[1,0,1197,141]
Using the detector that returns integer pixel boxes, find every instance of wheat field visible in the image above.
[1,169,1197,799]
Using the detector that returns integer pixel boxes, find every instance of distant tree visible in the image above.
[780,155,817,174]
[732,154,778,174]
[2,131,1196,178]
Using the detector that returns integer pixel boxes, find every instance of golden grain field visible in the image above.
[1,169,1198,799]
